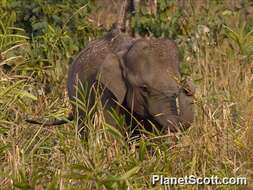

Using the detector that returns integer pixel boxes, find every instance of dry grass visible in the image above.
[0,1,253,189]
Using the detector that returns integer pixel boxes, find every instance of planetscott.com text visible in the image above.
[151,175,247,186]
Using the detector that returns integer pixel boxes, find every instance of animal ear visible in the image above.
[97,53,127,104]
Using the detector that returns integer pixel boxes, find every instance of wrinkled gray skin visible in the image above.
[68,29,195,133]
[67,28,134,127]
[120,39,195,132]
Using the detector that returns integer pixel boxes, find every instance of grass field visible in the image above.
[0,1,253,189]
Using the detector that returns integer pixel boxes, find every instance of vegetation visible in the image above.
[0,0,253,189]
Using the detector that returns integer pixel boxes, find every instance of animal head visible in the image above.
[99,38,195,132]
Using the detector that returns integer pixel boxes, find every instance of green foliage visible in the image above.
[1,0,253,189]
[1,0,103,82]
[132,0,182,38]
[224,22,253,57]
[1,0,98,39]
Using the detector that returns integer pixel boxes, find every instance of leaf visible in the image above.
[139,139,147,162]
[17,90,37,101]
[32,21,48,31]
[0,144,9,155]
[46,178,58,190]
[119,166,141,181]
[105,123,126,146]
[0,80,24,97]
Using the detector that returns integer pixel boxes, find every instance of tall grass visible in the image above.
[0,0,253,189]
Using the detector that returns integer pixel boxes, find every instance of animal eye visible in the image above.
[140,85,148,92]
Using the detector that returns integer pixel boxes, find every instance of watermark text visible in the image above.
[151,175,247,186]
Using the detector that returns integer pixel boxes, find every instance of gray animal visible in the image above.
[26,0,195,134]
[67,30,195,133]
[116,38,195,132]
[26,29,195,134]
